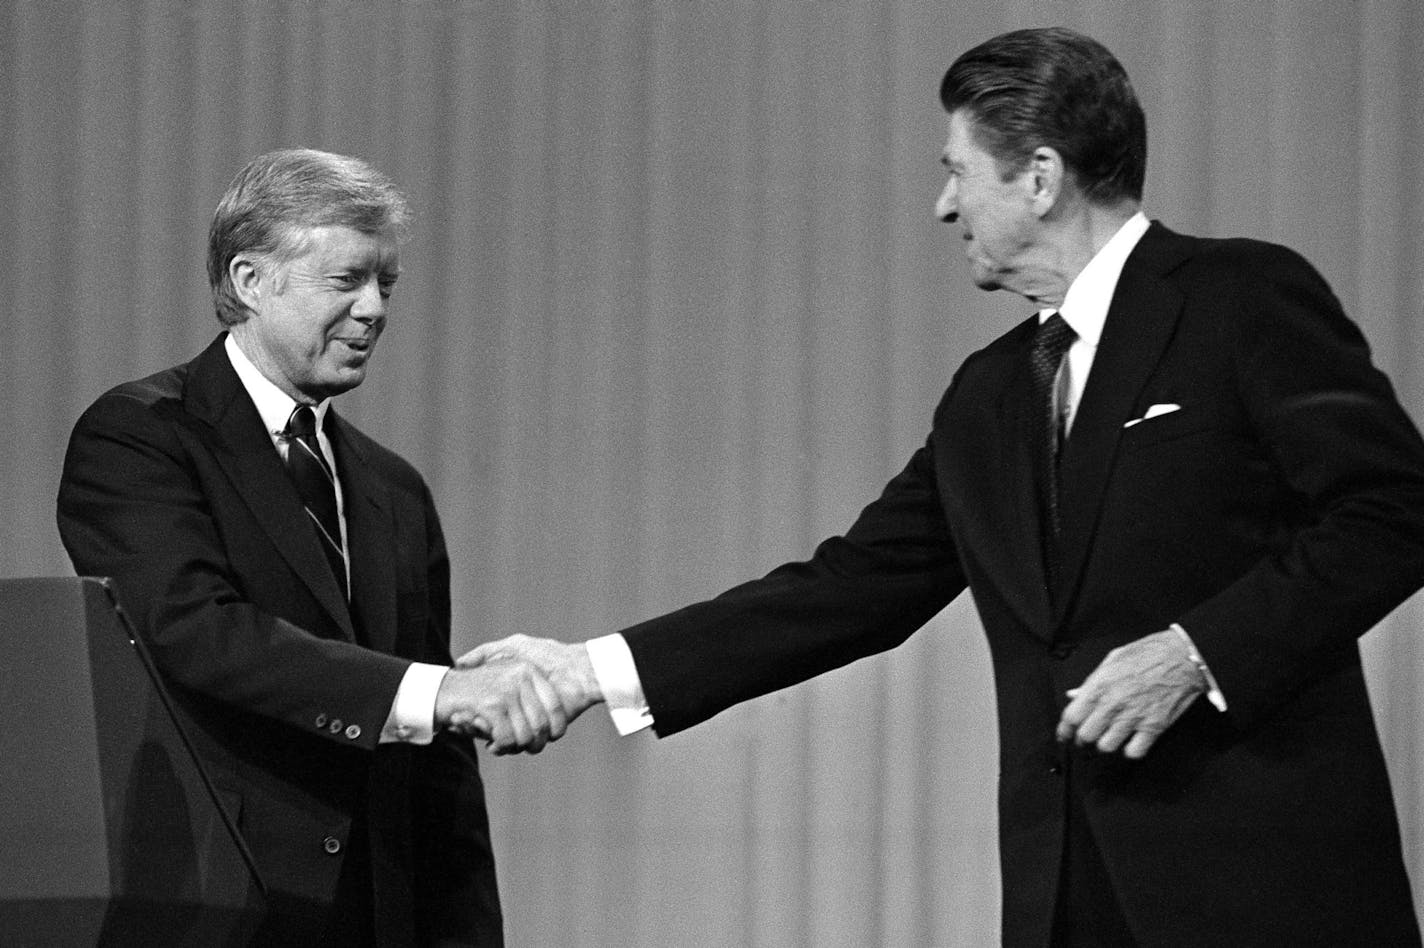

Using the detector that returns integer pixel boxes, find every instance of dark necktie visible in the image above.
[1029,313,1077,545]
[284,405,347,599]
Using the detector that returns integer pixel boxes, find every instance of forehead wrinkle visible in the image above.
[302,228,400,275]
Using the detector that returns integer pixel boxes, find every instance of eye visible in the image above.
[378,276,398,299]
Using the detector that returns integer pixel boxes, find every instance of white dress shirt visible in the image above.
[1046,211,1151,434]
[588,212,1221,733]
[226,334,447,744]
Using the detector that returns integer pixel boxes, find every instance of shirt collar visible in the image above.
[1038,211,1150,347]
[224,333,332,439]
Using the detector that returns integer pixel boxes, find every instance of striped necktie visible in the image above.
[1029,313,1076,565]
[283,405,347,599]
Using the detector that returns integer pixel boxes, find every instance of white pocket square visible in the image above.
[1123,403,1181,428]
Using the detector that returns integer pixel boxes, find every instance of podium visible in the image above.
[0,577,265,946]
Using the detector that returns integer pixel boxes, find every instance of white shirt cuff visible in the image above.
[1171,623,1228,712]
[586,634,654,736]
[380,661,447,744]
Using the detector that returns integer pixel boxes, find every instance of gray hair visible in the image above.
[206,148,411,326]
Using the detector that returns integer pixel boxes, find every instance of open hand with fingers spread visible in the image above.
[435,660,569,755]
[457,634,605,742]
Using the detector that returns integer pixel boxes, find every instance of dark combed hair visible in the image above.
[939,27,1146,204]
[206,148,412,326]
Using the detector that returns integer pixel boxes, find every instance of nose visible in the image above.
[935,177,958,223]
[351,278,387,323]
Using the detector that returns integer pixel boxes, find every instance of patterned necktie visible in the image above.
[283,405,347,599]
[1029,313,1077,542]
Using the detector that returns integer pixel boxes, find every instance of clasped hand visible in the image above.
[1054,629,1207,759]
[436,635,604,755]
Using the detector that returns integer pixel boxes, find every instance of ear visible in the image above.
[1027,145,1066,216]
[228,254,265,313]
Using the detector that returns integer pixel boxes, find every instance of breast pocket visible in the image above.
[1119,407,1215,450]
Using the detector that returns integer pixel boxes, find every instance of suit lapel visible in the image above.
[330,414,400,655]
[1053,224,1193,620]
[185,335,356,639]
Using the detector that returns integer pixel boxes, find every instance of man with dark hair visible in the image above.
[58,148,566,946]
[469,28,1424,945]
[938,26,1147,206]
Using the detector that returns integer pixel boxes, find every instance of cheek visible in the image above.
[303,313,344,348]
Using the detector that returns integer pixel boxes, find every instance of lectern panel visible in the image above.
[0,578,264,947]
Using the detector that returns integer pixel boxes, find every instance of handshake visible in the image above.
[434,635,605,754]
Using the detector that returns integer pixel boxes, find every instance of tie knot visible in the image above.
[286,405,319,440]
[1033,312,1076,361]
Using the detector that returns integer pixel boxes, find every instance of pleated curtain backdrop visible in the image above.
[3,1,1423,945]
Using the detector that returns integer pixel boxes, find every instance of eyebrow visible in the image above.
[332,258,400,275]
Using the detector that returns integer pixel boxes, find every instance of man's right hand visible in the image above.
[435,661,568,754]
[456,634,605,743]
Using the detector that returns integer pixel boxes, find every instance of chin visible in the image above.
[336,372,367,394]
[314,370,367,399]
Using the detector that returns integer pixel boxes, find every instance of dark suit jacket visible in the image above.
[57,334,502,947]
[620,223,1424,946]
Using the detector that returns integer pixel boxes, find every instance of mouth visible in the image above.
[335,336,375,357]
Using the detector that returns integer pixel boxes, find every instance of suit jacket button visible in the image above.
[1050,643,1076,660]
[344,724,362,740]
[328,718,343,734]
[323,836,342,855]
[315,713,328,729]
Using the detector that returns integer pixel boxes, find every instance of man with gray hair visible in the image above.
[58,148,563,946]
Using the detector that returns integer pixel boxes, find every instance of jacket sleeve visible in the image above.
[622,391,970,737]
[1179,243,1424,727]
